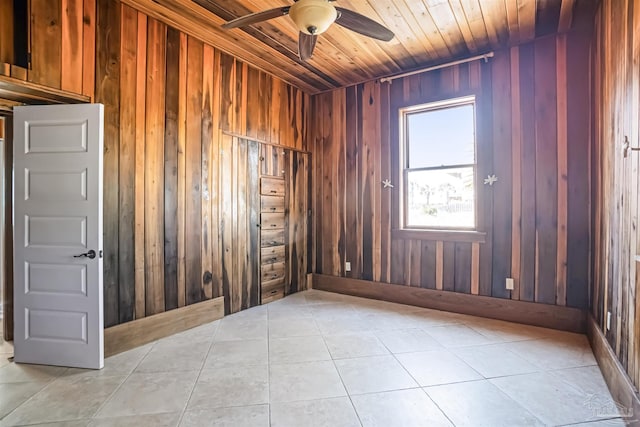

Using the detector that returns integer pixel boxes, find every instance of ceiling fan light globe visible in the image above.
[289,0,337,35]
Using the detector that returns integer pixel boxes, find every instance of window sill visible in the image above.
[392,228,486,243]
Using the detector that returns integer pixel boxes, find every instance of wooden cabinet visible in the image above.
[219,136,309,308]
[258,144,310,303]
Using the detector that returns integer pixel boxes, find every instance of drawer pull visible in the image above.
[269,290,278,295]
[271,224,277,227]
[270,207,276,211]
[271,274,278,279]
[270,257,277,262]
[271,241,279,245]
[270,190,277,194]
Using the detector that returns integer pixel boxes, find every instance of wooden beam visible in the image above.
[312,273,586,333]
[104,296,224,356]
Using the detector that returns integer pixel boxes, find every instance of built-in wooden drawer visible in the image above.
[261,195,285,213]
[261,177,285,196]
[261,245,285,264]
[261,212,285,230]
[261,261,285,283]
[261,286,284,304]
[261,275,285,292]
[261,228,285,247]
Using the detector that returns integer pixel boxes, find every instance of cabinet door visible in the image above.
[287,150,310,294]
[220,135,260,314]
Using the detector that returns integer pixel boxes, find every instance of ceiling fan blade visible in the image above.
[298,32,317,61]
[334,7,394,41]
[222,7,290,29]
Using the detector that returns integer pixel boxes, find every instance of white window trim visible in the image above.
[399,95,478,231]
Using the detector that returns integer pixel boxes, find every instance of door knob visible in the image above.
[74,249,96,259]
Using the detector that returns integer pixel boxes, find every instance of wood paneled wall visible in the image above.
[310,31,592,309]
[95,0,310,327]
[0,0,96,98]
[591,0,640,389]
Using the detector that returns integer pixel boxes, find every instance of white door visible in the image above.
[13,104,104,369]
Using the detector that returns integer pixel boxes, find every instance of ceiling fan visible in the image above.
[221,0,395,61]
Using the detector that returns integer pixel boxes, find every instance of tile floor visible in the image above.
[0,290,628,426]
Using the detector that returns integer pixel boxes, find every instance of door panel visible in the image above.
[13,104,104,369]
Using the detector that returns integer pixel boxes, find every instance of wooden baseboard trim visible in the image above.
[587,314,640,424]
[312,274,586,333]
[104,297,224,357]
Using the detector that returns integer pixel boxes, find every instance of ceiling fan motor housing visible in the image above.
[289,0,337,35]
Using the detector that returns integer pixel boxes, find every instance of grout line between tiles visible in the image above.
[88,340,156,421]
[175,319,221,427]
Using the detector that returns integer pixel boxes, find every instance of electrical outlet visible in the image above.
[607,311,612,330]
[505,277,514,290]
[345,262,351,272]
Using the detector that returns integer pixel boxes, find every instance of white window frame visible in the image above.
[399,95,478,230]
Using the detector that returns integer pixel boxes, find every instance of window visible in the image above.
[400,96,476,229]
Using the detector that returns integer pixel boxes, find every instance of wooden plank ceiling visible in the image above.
[122,0,592,94]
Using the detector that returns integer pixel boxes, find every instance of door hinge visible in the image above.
[27,52,32,68]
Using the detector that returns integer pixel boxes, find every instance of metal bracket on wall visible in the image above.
[623,135,640,158]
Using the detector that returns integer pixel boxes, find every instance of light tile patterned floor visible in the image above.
[0,290,628,426]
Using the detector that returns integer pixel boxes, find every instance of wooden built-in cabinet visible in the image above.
[222,136,310,308]
[259,144,310,303]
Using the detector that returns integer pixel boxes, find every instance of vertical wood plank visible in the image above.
[491,49,512,299]
[118,4,137,322]
[61,0,83,93]
[210,49,222,299]
[409,240,422,286]
[420,241,436,289]
[163,26,180,311]
[566,30,591,309]
[201,44,214,300]
[379,83,392,283]
[519,42,537,302]
[144,17,166,315]
[443,242,456,292]
[455,242,472,293]
[236,139,248,309]
[245,66,259,140]
[556,34,568,306]
[95,0,120,327]
[321,93,334,274]
[334,89,346,277]
[185,35,203,306]
[220,133,233,314]
[219,53,235,132]
[510,46,522,300]
[133,12,147,319]
[82,0,96,99]
[390,239,405,284]
[534,36,558,305]
[30,0,61,87]
[344,86,359,278]
[477,60,494,297]
[471,241,480,295]
[176,31,187,307]
[436,241,444,290]
[247,140,260,302]
[0,0,14,65]
[361,84,374,280]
